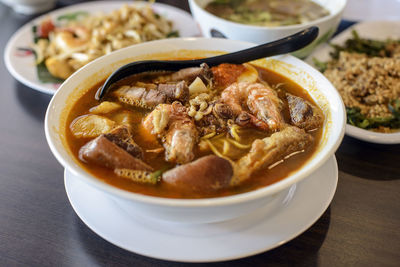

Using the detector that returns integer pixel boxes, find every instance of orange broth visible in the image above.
[65,66,323,199]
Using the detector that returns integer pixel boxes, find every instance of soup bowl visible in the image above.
[189,0,347,58]
[45,38,345,223]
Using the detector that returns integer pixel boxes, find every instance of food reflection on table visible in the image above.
[66,60,324,199]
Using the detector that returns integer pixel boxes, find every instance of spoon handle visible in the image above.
[153,26,319,68]
[201,26,319,66]
[98,27,318,99]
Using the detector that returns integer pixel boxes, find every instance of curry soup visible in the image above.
[65,64,323,199]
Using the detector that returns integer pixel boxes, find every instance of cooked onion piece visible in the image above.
[237,63,258,83]
[90,101,121,114]
[70,114,115,138]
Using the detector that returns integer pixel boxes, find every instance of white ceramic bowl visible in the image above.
[189,0,347,58]
[45,38,345,224]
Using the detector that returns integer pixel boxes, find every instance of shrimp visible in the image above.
[142,102,198,164]
[54,26,90,53]
[220,82,284,132]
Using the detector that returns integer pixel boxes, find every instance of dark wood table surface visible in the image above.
[1,1,399,266]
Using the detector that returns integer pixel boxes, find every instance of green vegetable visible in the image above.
[314,30,400,71]
[57,11,89,21]
[329,30,399,59]
[36,62,64,84]
[31,25,64,83]
[346,100,400,130]
[166,31,179,38]
[312,58,328,72]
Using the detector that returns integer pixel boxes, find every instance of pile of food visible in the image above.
[204,0,329,27]
[32,4,177,81]
[66,61,324,198]
[314,31,400,132]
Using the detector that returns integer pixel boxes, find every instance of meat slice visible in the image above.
[104,126,143,159]
[113,86,166,109]
[157,80,189,103]
[286,93,324,131]
[79,135,152,171]
[161,63,213,84]
[232,126,313,185]
[162,155,233,193]
[113,81,189,109]
[142,102,198,164]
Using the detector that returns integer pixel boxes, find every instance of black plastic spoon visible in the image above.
[97,26,318,100]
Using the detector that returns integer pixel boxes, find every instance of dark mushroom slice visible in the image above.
[286,93,324,131]
[79,135,152,171]
[162,155,233,193]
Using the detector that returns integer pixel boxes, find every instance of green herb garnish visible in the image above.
[57,11,89,21]
[36,62,64,84]
[166,31,179,38]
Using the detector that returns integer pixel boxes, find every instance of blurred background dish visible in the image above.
[307,20,400,144]
[189,0,347,58]
[342,0,400,21]
[4,1,200,95]
[0,0,56,15]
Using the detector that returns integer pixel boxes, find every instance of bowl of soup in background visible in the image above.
[189,0,346,58]
[45,38,345,223]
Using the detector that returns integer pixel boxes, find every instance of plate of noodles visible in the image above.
[4,1,200,95]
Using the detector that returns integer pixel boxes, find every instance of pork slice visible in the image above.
[104,126,143,159]
[113,86,166,109]
[287,93,324,131]
[232,126,313,185]
[157,80,189,104]
[169,63,213,84]
[79,135,153,171]
[162,155,233,193]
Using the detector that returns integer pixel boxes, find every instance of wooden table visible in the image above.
[0,1,399,266]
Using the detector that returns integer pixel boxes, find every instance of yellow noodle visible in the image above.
[229,125,241,142]
[222,140,230,154]
[201,131,216,140]
[226,138,252,149]
[205,140,228,160]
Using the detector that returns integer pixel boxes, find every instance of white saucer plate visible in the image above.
[64,156,338,262]
[307,21,400,144]
[4,1,200,95]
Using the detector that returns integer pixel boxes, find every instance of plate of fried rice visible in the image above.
[308,20,400,144]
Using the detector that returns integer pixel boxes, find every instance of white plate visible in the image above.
[64,156,338,262]
[307,21,400,144]
[4,1,200,95]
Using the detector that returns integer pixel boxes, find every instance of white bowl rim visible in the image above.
[45,37,345,208]
[346,124,400,144]
[189,0,347,31]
